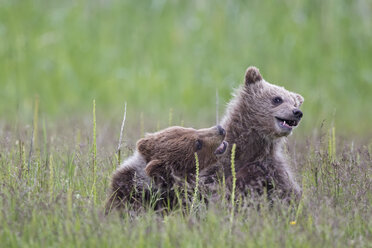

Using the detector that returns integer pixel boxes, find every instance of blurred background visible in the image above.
[1,0,371,137]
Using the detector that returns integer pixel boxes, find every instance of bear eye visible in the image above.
[272,97,283,105]
[195,139,203,151]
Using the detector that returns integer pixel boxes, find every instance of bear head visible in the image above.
[242,66,304,138]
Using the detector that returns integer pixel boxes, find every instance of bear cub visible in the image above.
[201,66,304,201]
[106,125,228,213]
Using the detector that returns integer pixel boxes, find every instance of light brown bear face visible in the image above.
[243,67,304,137]
[137,126,228,183]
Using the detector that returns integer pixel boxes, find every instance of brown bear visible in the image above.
[201,66,304,201]
[105,125,227,213]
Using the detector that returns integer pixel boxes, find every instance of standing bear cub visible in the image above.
[106,125,227,213]
[201,66,304,201]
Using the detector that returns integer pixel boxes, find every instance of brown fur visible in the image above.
[105,125,226,213]
[201,66,304,201]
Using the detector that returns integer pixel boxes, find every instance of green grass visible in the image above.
[0,119,371,247]
[0,0,372,247]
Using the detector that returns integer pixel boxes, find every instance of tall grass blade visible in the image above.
[92,99,97,206]
[190,152,200,213]
[230,143,237,224]
[117,102,127,166]
[328,127,336,162]
[216,88,219,125]
[32,96,39,149]
[48,154,54,202]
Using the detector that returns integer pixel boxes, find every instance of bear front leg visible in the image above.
[145,159,172,188]
[226,161,273,198]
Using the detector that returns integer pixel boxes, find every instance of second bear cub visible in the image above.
[106,125,227,212]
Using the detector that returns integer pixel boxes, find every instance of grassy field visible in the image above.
[0,0,372,247]
[1,0,372,134]
[0,114,371,247]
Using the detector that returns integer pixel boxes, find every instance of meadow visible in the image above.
[0,0,371,247]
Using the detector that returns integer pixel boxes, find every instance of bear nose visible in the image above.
[217,125,226,136]
[293,109,303,119]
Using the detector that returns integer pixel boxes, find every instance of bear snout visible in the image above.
[292,109,303,119]
[217,125,226,136]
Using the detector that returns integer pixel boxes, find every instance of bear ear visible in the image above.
[245,66,262,85]
[145,159,163,177]
[295,94,304,106]
[136,138,147,153]
[136,137,153,159]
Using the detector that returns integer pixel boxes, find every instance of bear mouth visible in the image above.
[214,141,228,155]
[275,117,299,130]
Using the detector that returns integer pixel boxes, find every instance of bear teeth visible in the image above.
[283,121,291,128]
[277,118,297,127]
[276,117,299,129]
